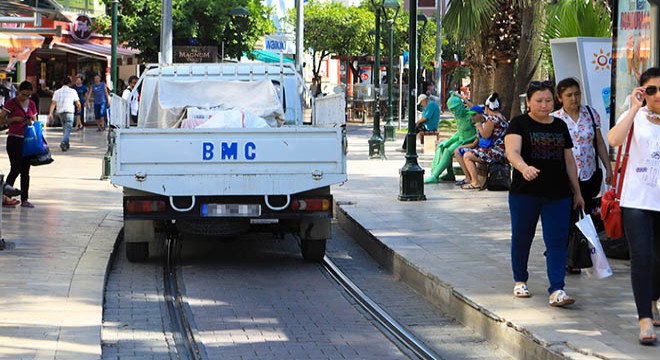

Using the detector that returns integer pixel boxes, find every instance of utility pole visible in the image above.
[160,0,173,64]
[435,0,444,104]
[111,0,118,94]
[295,0,304,75]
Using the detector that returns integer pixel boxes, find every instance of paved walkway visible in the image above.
[333,124,659,359]
[0,127,122,359]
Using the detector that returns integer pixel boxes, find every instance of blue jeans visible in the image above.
[622,207,660,320]
[59,112,74,146]
[509,194,571,294]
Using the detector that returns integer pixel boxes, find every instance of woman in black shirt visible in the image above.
[504,81,584,307]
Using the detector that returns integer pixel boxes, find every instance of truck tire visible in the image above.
[301,239,326,262]
[126,242,149,262]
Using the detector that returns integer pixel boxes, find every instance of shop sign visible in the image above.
[173,46,218,63]
[71,14,93,42]
[264,34,295,54]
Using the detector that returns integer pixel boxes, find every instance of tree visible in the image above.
[96,0,275,63]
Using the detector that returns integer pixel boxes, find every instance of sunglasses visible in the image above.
[529,80,553,89]
[644,86,659,96]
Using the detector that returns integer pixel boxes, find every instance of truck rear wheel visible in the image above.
[126,242,149,262]
[301,239,326,262]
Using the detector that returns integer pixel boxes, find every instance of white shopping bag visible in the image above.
[575,210,613,279]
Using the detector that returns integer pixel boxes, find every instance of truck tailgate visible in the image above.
[110,127,346,196]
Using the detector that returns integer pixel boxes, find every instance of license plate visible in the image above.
[201,204,261,217]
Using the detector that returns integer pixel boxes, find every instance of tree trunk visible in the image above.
[471,66,493,107]
[509,3,542,118]
[493,61,516,119]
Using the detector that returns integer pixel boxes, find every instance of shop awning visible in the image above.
[250,50,294,64]
[52,41,140,61]
[0,33,44,48]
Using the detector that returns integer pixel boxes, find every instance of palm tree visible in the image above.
[444,0,523,118]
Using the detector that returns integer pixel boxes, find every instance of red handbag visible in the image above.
[600,124,634,239]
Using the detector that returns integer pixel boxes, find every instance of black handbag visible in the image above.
[486,162,511,191]
[567,210,593,269]
[27,138,54,166]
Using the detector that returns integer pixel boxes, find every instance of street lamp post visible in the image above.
[382,0,400,142]
[398,5,425,201]
[230,7,250,62]
[368,0,384,159]
[416,13,428,98]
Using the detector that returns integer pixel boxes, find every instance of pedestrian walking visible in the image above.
[121,75,139,126]
[49,77,81,152]
[71,74,88,130]
[504,80,584,306]
[0,81,39,208]
[85,74,110,132]
[550,78,613,274]
[606,67,660,345]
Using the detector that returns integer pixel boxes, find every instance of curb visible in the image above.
[336,204,571,360]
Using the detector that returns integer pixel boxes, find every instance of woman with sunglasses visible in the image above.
[504,81,584,307]
[607,67,660,345]
[0,81,38,208]
[550,78,613,274]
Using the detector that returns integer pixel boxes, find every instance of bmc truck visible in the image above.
[109,63,347,262]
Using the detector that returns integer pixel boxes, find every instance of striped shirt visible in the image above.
[52,85,79,113]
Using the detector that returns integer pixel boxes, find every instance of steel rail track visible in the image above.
[321,256,442,360]
[163,230,203,360]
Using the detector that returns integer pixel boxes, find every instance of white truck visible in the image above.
[109,62,347,262]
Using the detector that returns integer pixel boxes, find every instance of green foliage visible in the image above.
[443,0,498,42]
[97,0,275,63]
[541,0,612,75]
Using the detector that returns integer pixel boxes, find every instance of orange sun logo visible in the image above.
[592,49,611,71]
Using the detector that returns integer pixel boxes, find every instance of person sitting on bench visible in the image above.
[400,94,439,151]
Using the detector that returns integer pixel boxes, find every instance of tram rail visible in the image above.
[161,229,441,360]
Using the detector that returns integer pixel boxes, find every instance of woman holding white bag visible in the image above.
[607,67,660,345]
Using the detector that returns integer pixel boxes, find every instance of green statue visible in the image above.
[424,94,477,184]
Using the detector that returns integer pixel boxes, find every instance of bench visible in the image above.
[420,130,439,154]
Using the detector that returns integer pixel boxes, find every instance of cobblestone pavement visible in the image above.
[102,240,175,360]
[102,225,511,359]
[333,123,660,359]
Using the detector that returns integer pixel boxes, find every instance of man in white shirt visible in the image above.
[122,75,139,126]
[49,77,81,151]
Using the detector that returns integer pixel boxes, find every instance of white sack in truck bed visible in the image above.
[139,78,284,128]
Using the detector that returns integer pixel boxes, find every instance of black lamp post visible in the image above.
[368,0,385,159]
[416,13,428,98]
[398,7,425,201]
[230,7,250,62]
[382,0,400,142]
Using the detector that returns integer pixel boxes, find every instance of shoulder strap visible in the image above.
[585,105,600,170]
[613,123,634,199]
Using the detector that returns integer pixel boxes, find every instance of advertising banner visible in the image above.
[613,1,651,121]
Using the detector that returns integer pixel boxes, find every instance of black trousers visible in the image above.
[6,135,30,202]
[401,124,427,150]
[622,207,660,320]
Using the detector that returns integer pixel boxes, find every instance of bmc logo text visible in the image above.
[202,142,256,160]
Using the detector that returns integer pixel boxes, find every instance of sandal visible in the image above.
[639,328,657,345]
[454,179,467,186]
[2,197,19,207]
[461,183,480,190]
[549,290,575,307]
[513,283,531,298]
